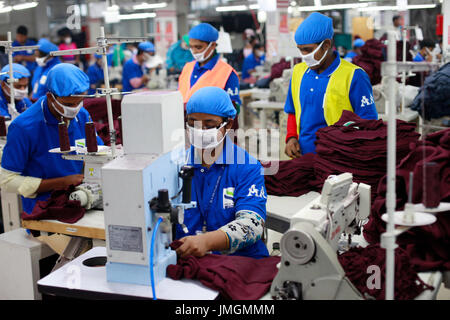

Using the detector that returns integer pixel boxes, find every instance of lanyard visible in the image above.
[193,165,225,233]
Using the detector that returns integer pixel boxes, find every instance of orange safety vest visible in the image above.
[178,59,238,104]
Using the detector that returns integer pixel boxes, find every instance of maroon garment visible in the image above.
[338,244,434,300]
[83,97,123,146]
[269,58,292,80]
[363,128,450,272]
[167,241,280,300]
[262,153,317,197]
[21,186,85,224]
[353,39,386,85]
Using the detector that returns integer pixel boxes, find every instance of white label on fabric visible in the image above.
[223,187,235,209]
[40,75,47,85]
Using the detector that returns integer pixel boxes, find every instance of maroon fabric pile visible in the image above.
[364,128,450,272]
[338,244,434,300]
[312,111,420,199]
[353,39,386,85]
[262,153,317,197]
[21,186,85,224]
[269,58,292,80]
[83,97,123,145]
[167,241,280,300]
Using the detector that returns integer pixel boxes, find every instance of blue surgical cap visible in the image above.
[46,63,89,97]
[37,38,59,54]
[138,42,155,53]
[187,87,236,119]
[189,23,218,43]
[295,12,334,45]
[0,63,30,81]
[94,53,102,59]
[353,38,365,48]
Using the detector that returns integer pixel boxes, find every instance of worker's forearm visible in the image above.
[22,55,36,62]
[202,229,229,252]
[36,177,67,194]
[0,169,41,198]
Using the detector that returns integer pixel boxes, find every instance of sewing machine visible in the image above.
[270,173,371,300]
[269,68,291,103]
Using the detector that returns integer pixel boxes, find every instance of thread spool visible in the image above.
[85,122,98,153]
[0,116,6,137]
[423,162,440,208]
[58,121,71,152]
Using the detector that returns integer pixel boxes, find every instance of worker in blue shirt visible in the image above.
[31,39,61,102]
[166,34,193,74]
[12,26,37,74]
[0,63,33,118]
[122,41,155,92]
[344,38,365,63]
[241,43,266,81]
[413,39,435,62]
[175,86,268,259]
[284,12,378,157]
[0,63,103,215]
[86,53,104,95]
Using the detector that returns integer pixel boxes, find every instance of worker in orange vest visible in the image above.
[178,23,241,129]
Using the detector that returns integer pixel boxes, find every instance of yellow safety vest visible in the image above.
[291,59,361,135]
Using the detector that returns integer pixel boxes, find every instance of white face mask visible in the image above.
[188,122,227,149]
[255,50,264,58]
[64,37,72,44]
[2,83,28,101]
[190,42,214,63]
[36,56,47,67]
[299,40,328,68]
[51,93,82,119]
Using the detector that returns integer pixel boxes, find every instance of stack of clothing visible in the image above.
[352,39,386,85]
[263,153,317,197]
[410,62,450,120]
[21,186,85,224]
[364,128,450,272]
[167,241,280,300]
[338,244,434,300]
[312,111,420,199]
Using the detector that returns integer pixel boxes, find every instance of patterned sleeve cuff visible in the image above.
[219,210,265,254]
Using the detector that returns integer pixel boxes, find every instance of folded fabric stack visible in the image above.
[167,240,280,300]
[312,111,420,199]
[352,39,386,85]
[263,153,317,197]
[364,128,450,272]
[338,244,434,300]
[410,62,450,120]
[22,185,85,224]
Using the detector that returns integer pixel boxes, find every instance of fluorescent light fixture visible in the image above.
[12,1,38,10]
[133,2,167,10]
[249,4,259,10]
[118,12,156,20]
[0,5,12,13]
[359,4,436,11]
[216,5,247,12]
[298,3,369,11]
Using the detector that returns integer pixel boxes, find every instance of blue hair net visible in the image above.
[37,38,59,54]
[353,39,365,48]
[188,23,219,43]
[0,63,30,81]
[138,42,155,53]
[295,12,334,45]
[187,87,236,119]
[46,63,89,97]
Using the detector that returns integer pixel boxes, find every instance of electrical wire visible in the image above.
[150,216,163,300]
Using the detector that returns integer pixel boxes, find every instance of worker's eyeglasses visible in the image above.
[186,118,227,130]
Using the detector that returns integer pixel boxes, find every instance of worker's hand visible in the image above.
[175,234,209,258]
[285,137,301,158]
[142,74,150,83]
[14,55,24,62]
[59,174,84,189]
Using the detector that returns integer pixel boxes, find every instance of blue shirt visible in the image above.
[86,62,104,95]
[413,52,425,62]
[166,40,193,72]
[1,96,104,214]
[284,53,378,154]
[190,54,241,105]
[31,57,60,100]
[344,51,358,62]
[12,39,37,73]
[176,136,269,259]
[122,57,145,92]
[0,87,32,117]
[241,53,265,80]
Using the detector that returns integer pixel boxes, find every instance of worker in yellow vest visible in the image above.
[178,23,241,128]
[284,12,378,157]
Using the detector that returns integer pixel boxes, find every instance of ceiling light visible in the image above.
[12,1,38,10]
[118,12,156,20]
[132,2,167,10]
[298,3,369,12]
[216,5,247,12]
[0,5,12,13]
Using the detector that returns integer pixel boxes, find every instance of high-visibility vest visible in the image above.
[178,59,237,104]
[291,59,361,135]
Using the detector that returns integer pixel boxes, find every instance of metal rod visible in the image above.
[7,32,15,113]
[401,28,407,115]
[100,26,116,158]
[408,172,413,203]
